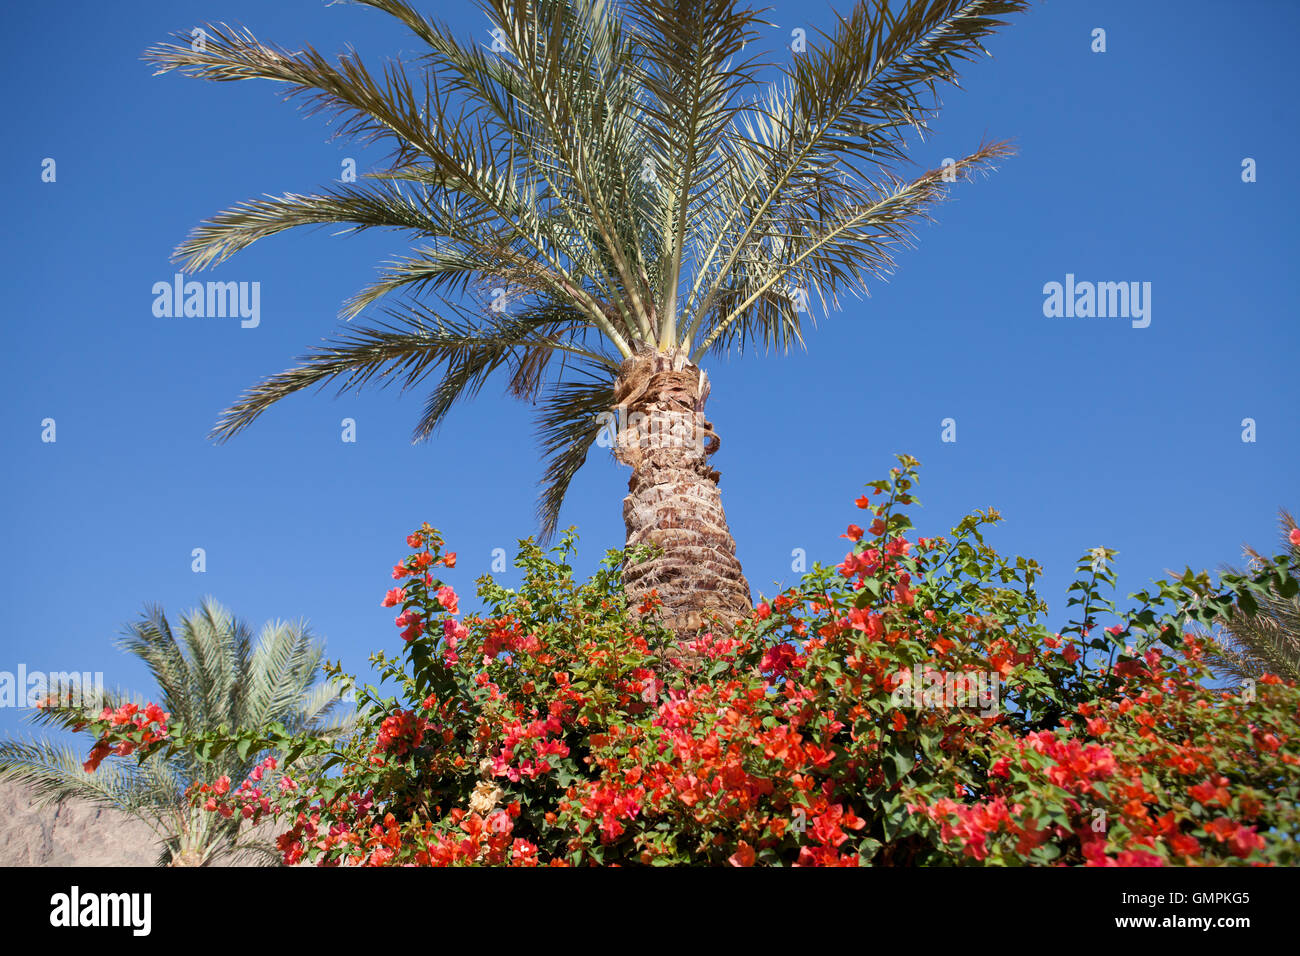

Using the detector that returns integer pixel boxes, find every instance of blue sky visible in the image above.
[2,0,1297,736]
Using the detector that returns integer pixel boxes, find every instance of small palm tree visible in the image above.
[0,599,355,866]
[145,0,1027,635]
[1203,510,1300,684]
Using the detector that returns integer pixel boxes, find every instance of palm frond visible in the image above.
[623,0,771,342]
[693,141,1013,358]
[244,618,321,731]
[0,737,181,822]
[174,183,493,273]
[1203,509,1300,682]
[534,370,620,540]
[117,606,196,728]
[686,0,1028,345]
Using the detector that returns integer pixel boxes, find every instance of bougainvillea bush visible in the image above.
[79,457,1300,866]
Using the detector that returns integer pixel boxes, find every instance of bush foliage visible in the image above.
[78,457,1299,866]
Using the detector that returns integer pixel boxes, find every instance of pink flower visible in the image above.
[1290,528,1300,548]
[444,618,468,646]
[436,586,459,615]
[381,587,406,608]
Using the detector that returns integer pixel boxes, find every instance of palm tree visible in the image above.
[145,0,1027,636]
[1203,510,1300,684]
[0,599,356,866]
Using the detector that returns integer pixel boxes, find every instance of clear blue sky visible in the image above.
[2,0,1296,735]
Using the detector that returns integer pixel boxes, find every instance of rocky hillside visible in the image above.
[0,780,159,866]
[0,781,285,866]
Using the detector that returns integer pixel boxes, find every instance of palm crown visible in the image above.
[146,0,1025,537]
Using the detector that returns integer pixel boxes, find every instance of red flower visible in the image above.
[760,644,798,678]
[376,710,426,757]
[82,742,111,774]
[848,608,883,639]
[893,574,915,606]
[1290,528,1300,547]
[728,842,756,867]
[1167,833,1201,858]
[1200,816,1263,857]
[842,524,864,542]
[1189,776,1230,808]
[1227,825,1265,859]
[396,609,425,642]
[436,586,459,614]
[381,587,406,608]
[1115,850,1165,867]
[1085,717,1110,736]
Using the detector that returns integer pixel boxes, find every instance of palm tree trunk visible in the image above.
[613,348,752,639]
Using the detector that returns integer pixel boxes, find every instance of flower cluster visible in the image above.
[189,757,291,822]
[383,525,457,642]
[80,702,170,772]
[908,632,1292,866]
[90,458,1299,866]
[375,710,427,759]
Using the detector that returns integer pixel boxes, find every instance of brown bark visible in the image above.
[612,348,752,640]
